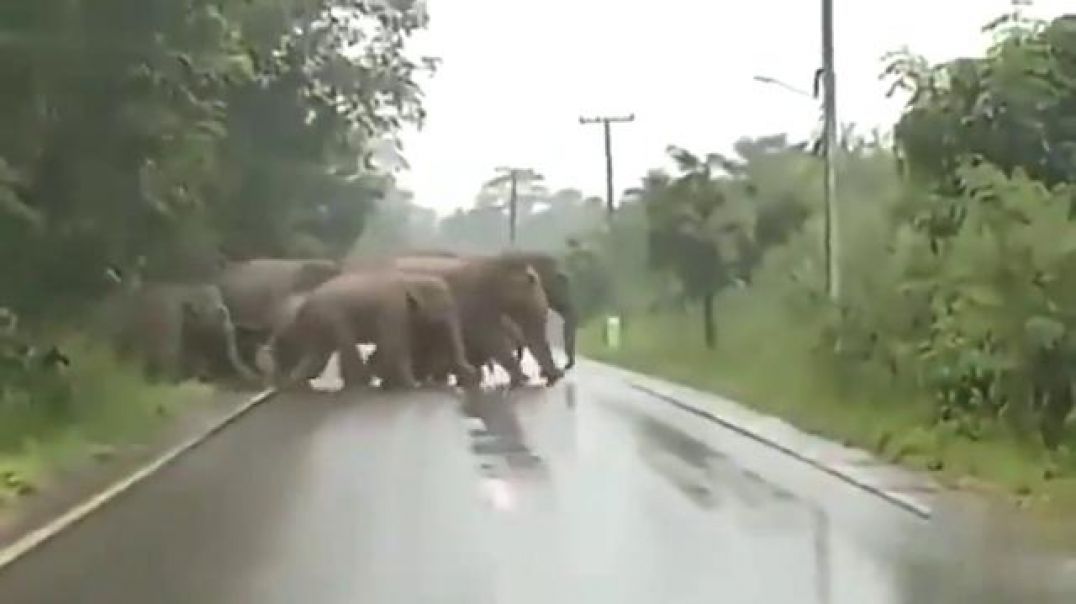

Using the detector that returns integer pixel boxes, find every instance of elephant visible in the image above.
[99,282,255,383]
[496,251,577,371]
[358,250,577,384]
[264,271,477,391]
[359,254,560,387]
[214,258,341,373]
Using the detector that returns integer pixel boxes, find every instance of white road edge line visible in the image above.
[0,388,278,573]
[630,383,934,520]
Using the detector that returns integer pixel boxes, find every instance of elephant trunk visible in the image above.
[559,306,577,370]
[218,310,260,383]
[225,333,260,383]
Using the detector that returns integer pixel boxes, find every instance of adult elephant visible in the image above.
[495,251,577,371]
[214,258,341,373]
[369,250,577,380]
[264,271,478,391]
[360,254,561,387]
[99,282,255,383]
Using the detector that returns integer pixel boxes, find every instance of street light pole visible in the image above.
[753,66,839,300]
[579,114,635,223]
[752,75,813,99]
[821,0,840,301]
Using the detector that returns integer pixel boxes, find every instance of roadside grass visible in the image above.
[580,307,1076,519]
[0,335,210,509]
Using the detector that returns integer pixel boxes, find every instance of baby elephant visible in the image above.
[266,272,477,391]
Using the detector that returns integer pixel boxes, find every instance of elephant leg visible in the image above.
[219,323,259,383]
[375,312,418,391]
[304,349,333,381]
[281,348,325,390]
[337,345,369,390]
[410,338,437,385]
[379,348,418,390]
[518,320,563,386]
[234,328,264,372]
[441,321,478,388]
[485,334,527,388]
[318,313,367,389]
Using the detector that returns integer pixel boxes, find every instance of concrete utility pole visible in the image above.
[490,166,542,246]
[579,114,635,223]
[821,0,840,301]
[508,170,519,244]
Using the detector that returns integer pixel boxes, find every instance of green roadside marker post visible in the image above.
[605,316,622,350]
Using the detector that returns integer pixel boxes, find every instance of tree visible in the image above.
[624,136,820,348]
[886,12,1076,193]
[0,0,434,318]
[481,167,545,244]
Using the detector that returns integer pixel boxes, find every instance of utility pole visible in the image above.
[579,114,635,223]
[580,114,634,347]
[489,166,542,247]
[508,170,518,244]
[821,0,840,301]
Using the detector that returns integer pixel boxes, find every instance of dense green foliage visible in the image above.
[0,0,431,494]
[0,0,432,318]
[579,9,1076,464]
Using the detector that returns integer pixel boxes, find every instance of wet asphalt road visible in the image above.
[3,359,1076,603]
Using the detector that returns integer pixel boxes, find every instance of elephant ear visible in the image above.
[403,282,453,320]
[182,286,230,328]
[292,261,341,293]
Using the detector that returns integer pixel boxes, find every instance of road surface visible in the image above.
[2,359,1075,603]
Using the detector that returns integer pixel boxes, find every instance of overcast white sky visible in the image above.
[394,0,1068,215]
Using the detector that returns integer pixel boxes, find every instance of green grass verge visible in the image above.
[581,310,1076,519]
[0,334,212,509]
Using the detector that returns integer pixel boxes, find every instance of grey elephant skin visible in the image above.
[356,250,577,384]
[355,254,560,386]
[214,258,341,372]
[97,283,252,383]
[267,271,477,390]
[497,251,577,370]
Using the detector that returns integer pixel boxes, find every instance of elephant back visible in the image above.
[386,255,547,319]
[216,259,340,331]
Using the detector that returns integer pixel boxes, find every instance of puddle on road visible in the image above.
[461,388,548,479]
[627,410,803,517]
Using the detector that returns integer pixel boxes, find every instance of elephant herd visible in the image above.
[100,251,577,392]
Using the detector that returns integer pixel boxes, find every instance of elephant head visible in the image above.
[498,251,577,370]
[398,274,478,387]
[100,282,255,383]
[178,284,259,383]
[478,257,565,382]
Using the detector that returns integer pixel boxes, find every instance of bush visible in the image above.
[0,317,208,505]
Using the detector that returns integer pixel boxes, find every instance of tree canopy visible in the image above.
[0,0,434,317]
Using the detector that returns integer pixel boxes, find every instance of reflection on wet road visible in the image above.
[2,360,1076,603]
